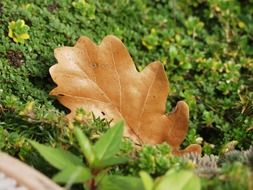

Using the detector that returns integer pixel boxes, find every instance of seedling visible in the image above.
[8,19,30,43]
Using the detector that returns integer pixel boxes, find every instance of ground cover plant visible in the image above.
[0,0,253,190]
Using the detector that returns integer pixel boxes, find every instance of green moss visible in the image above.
[0,1,253,188]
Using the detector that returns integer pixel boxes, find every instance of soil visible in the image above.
[7,50,25,67]
[47,2,59,13]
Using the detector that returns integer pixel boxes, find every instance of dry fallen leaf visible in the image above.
[49,35,201,155]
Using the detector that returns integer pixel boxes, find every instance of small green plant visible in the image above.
[30,121,144,190]
[126,144,179,176]
[140,169,201,190]
[72,0,96,20]
[8,19,30,43]
[142,28,159,50]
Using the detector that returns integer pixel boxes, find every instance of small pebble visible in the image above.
[0,172,28,190]
[0,173,5,179]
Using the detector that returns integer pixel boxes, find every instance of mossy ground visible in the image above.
[0,0,253,189]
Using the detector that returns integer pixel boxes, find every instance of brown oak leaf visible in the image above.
[49,35,201,155]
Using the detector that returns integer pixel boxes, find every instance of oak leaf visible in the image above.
[49,35,201,155]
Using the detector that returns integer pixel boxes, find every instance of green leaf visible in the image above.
[53,165,91,184]
[29,140,82,170]
[98,175,145,190]
[155,169,201,190]
[99,156,128,168]
[74,127,96,166]
[94,121,124,161]
[139,171,154,190]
